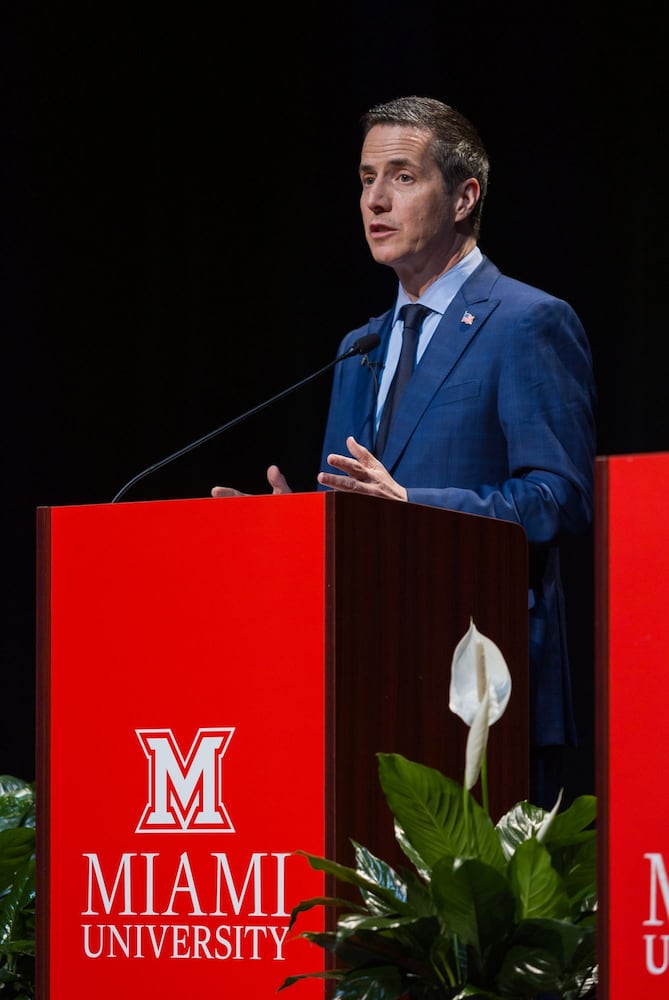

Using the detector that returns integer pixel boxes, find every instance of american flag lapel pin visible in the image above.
[461,310,475,326]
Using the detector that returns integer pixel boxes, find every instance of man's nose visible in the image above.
[362,180,391,213]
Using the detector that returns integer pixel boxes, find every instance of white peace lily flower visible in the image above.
[449,619,512,727]
[450,619,513,791]
[464,687,491,790]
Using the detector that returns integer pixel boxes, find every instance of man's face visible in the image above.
[359,124,462,279]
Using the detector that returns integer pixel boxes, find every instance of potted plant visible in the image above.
[0,774,36,999]
[279,621,597,999]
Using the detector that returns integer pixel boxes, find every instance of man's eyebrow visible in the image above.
[359,157,415,174]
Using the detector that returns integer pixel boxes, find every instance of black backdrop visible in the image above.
[3,3,667,790]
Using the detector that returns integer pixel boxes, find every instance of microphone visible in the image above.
[111,333,381,503]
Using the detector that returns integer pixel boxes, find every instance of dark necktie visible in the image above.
[375,303,431,458]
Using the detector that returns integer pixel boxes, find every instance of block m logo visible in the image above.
[136,728,235,834]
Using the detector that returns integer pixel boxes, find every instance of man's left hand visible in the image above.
[316,436,408,501]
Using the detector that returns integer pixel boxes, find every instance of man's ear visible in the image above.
[454,178,481,221]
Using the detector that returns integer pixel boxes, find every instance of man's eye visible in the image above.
[398,173,413,183]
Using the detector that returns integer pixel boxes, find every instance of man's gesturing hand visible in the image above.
[211,465,293,498]
[317,436,408,501]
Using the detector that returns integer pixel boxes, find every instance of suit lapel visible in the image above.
[381,261,501,470]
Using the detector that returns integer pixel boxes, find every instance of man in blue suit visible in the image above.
[213,96,596,807]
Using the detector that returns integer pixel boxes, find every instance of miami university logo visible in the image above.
[135,728,235,834]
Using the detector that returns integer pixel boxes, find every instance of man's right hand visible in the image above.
[210,465,293,498]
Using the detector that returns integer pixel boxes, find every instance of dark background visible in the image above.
[2,4,666,791]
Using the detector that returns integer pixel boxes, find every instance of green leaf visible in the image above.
[0,779,36,833]
[377,754,504,872]
[277,969,342,991]
[0,859,36,947]
[401,867,438,918]
[543,795,597,843]
[550,836,597,916]
[279,965,405,999]
[353,843,411,913]
[334,912,441,971]
[496,918,597,994]
[495,801,549,860]
[299,916,441,987]
[0,830,35,895]
[431,857,514,956]
[294,850,412,919]
[288,894,367,929]
[495,941,561,993]
[330,964,405,999]
[508,840,570,920]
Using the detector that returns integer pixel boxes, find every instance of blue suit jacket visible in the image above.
[319,255,597,748]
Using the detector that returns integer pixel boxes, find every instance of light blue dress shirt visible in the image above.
[375,246,483,430]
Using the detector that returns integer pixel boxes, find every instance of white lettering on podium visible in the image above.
[643,853,669,975]
[644,934,669,975]
[82,852,290,917]
[644,853,669,926]
[212,852,289,916]
[81,923,290,960]
[83,853,137,915]
[163,852,204,915]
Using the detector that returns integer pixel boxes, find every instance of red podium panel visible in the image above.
[36,492,528,998]
[595,453,669,997]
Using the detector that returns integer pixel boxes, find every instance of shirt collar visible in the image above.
[394,246,483,321]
